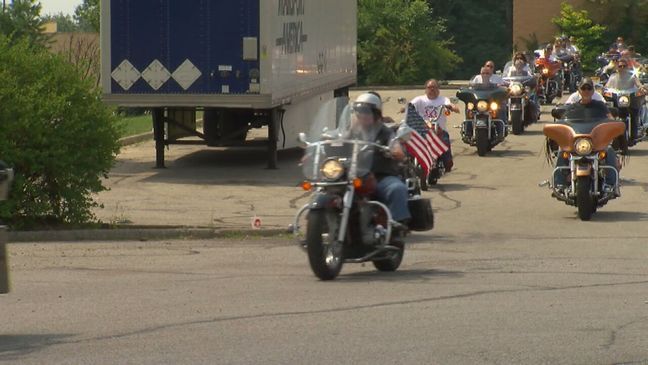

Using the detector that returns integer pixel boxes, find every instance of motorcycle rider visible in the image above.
[605,58,647,145]
[351,93,411,227]
[410,79,460,172]
[471,61,505,85]
[505,52,533,77]
[565,84,605,104]
[553,78,618,193]
[613,36,627,52]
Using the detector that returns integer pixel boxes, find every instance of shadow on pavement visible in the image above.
[590,211,648,222]
[0,334,74,360]
[133,148,305,187]
[339,268,464,283]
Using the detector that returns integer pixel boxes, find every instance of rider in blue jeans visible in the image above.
[351,93,411,225]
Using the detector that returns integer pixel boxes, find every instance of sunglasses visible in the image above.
[579,85,593,91]
[354,106,373,115]
[618,65,627,69]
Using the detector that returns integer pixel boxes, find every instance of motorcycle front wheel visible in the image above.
[476,128,489,157]
[511,110,524,135]
[576,177,595,221]
[306,210,343,280]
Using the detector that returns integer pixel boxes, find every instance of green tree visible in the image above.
[0,36,121,228]
[41,12,80,32]
[427,0,513,79]
[74,0,99,32]
[584,0,648,52]
[552,2,607,72]
[358,0,461,85]
[0,0,49,47]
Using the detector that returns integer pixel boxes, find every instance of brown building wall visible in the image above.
[513,0,588,50]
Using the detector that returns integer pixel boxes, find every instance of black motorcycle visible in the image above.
[291,100,434,280]
[503,73,539,135]
[457,86,509,156]
[604,86,648,149]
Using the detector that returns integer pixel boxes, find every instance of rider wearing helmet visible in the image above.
[351,93,411,227]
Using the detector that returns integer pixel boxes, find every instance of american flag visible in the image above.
[403,103,449,177]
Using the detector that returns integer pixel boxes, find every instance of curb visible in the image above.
[8,227,290,243]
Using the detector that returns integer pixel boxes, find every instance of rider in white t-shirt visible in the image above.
[410,79,460,172]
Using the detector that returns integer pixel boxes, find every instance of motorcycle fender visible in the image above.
[510,102,522,111]
[475,119,488,128]
[309,193,342,211]
[576,163,592,177]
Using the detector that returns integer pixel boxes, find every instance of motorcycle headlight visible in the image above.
[321,159,345,180]
[510,83,523,96]
[477,101,489,112]
[542,68,550,75]
[618,95,630,107]
[490,102,499,111]
[467,102,475,110]
[574,138,593,156]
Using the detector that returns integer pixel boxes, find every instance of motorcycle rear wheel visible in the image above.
[576,177,595,221]
[372,241,404,272]
[476,128,489,157]
[306,210,343,280]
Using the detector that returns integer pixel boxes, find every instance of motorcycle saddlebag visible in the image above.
[408,197,434,231]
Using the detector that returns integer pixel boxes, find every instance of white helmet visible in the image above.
[354,93,382,113]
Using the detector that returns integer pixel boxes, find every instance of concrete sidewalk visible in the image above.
[94,89,451,230]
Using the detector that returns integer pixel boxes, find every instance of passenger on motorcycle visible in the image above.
[554,78,618,193]
[410,79,460,172]
[351,93,411,225]
[505,52,533,77]
[471,61,504,85]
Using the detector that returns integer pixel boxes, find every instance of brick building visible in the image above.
[513,0,588,50]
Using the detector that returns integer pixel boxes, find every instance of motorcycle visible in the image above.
[291,99,435,280]
[536,57,563,104]
[457,85,509,156]
[558,53,580,93]
[603,86,648,149]
[595,52,621,84]
[542,107,625,221]
[396,98,456,188]
[502,68,540,135]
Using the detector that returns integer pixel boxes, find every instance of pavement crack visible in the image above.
[49,278,648,346]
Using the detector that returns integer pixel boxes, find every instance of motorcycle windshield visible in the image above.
[457,87,509,104]
[300,98,377,181]
[559,104,612,134]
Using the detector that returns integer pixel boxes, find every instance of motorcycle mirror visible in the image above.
[496,70,502,75]
[397,97,407,104]
[449,97,459,104]
[551,108,566,120]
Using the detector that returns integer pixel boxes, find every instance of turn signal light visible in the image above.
[562,151,570,159]
[301,181,312,191]
[353,178,363,189]
[598,151,607,160]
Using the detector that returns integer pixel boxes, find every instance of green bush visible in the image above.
[0,37,121,228]
[358,0,461,85]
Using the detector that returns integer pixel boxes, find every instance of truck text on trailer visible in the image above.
[101,0,357,168]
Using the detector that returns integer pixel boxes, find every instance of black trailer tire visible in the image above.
[476,128,489,157]
[511,110,524,135]
[576,176,595,221]
[372,241,404,272]
[306,211,343,280]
